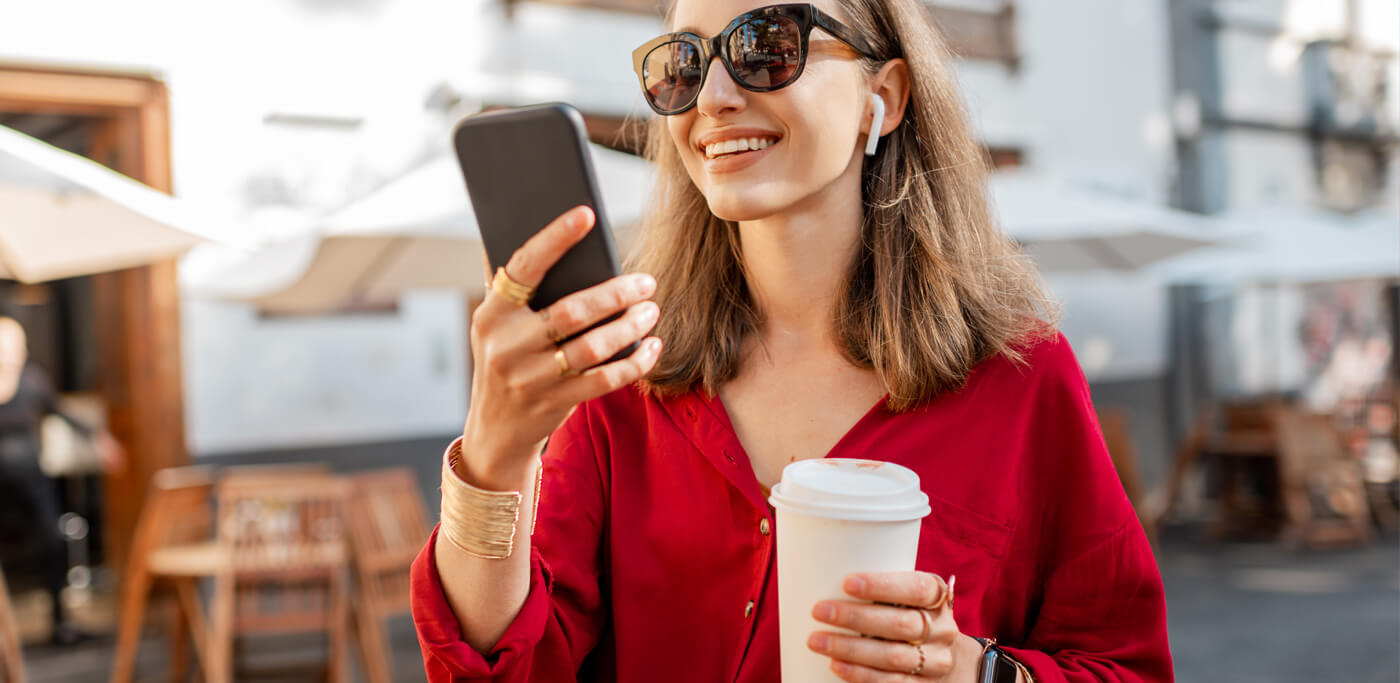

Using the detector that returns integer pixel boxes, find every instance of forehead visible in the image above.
[670,0,847,35]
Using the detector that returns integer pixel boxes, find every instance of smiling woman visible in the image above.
[410,1,1173,682]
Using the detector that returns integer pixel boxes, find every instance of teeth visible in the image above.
[703,137,776,159]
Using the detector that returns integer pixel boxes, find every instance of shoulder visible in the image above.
[962,329,1089,405]
[17,364,54,396]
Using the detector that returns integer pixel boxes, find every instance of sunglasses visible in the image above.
[632,3,880,116]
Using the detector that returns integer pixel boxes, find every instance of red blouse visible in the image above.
[410,333,1174,682]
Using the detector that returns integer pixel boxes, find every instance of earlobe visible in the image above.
[864,93,885,156]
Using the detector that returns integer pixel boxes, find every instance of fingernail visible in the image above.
[807,633,829,652]
[646,338,662,354]
[574,207,593,229]
[844,576,866,595]
[831,661,851,676]
[813,602,835,621]
[640,303,658,322]
[635,274,656,295]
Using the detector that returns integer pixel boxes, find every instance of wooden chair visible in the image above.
[0,563,25,683]
[208,475,352,683]
[343,469,432,683]
[1272,406,1374,548]
[1096,410,1157,549]
[1157,399,1287,539]
[110,466,221,683]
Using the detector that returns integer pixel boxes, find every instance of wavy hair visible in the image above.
[629,0,1058,411]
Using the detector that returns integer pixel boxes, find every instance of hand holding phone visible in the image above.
[451,105,662,489]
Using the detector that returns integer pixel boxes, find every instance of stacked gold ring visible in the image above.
[492,267,535,306]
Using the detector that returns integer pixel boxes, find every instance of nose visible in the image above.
[694,56,746,119]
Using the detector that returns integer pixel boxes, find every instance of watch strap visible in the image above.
[974,637,1032,683]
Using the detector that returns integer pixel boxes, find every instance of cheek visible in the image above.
[666,116,705,183]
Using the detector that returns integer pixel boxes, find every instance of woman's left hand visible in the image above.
[808,571,982,682]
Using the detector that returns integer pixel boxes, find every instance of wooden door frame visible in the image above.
[0,62,187,575]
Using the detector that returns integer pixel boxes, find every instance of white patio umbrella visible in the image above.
[1153,207,1399,284]
[182,143,655,315]
[0,124,236,283]
[990,171,1223,272]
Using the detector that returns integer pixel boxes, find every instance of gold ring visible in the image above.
[540,309,564,344]
[908,607,935,645]
[492,267,534,306]
[926,574,952,611]
[908,642,925,676]
[554,348,573,377]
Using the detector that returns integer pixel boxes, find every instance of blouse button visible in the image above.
[744,600,755,619]
[759,518,771,536]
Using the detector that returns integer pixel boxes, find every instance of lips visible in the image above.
[695,128,784,162]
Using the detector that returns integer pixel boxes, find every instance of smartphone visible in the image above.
[453,103,639,361]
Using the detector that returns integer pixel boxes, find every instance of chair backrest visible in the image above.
[129,466,217,574]
[344,469,431,613]
[216,475,351,633]
[217,475,350,576]
[1272,406,1349,482]
[219,462,333,485]
[0,563,25,683]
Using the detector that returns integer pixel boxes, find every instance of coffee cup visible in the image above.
[768,458,931,683]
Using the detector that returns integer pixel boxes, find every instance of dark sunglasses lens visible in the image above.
[728,15,802,89]
[643,40,704,112]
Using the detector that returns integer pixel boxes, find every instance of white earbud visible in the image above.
[864,93,885,156]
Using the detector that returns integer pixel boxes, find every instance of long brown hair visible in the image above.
[629,0,1058,411]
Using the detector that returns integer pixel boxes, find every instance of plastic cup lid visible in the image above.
[768,458,931,522]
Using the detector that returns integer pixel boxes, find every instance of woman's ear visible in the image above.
[871,58,911,137]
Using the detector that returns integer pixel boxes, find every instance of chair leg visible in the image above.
[207,573,234,683]
[353,597,392,683]
[173,578,210,679]
[327,573,349,683]
[0,565,28,683]
[168,597,190,683]
[110,570,154,683]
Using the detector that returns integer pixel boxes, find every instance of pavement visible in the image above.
[15,529,1400,682]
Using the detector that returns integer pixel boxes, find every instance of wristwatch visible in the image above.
[974,637,1031,683]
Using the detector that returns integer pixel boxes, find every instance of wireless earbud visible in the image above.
[864,93,885,156]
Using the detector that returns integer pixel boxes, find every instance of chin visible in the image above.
[700,180,798,222]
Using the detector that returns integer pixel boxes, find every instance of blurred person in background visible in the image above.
[411,0,1172,681]
[0,314,122,645]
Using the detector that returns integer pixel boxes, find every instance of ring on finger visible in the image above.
[554,348,574,377]
[908,607,935,646]
[926,574,953,611]
[908,642,925,676]
[540,309,565,344]
[492,267,535,306]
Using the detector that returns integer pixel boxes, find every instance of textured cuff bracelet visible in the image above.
[438,440,541,560]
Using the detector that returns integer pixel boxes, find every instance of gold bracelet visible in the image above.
[1012,658,1035,683]
[439,440,541,560]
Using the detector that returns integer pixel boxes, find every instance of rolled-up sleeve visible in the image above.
[1002,520,1172,683]
[409,407,608,682]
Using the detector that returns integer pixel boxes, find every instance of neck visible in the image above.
[736,162,863,352]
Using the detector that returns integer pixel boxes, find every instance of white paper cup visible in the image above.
[768,459,931,683]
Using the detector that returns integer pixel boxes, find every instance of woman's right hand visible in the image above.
[459,205,662,490]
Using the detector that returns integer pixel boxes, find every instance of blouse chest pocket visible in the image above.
[914,493,1014,619]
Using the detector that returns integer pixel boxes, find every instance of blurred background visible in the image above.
[0,0,1395,681]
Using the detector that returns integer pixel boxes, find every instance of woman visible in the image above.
[412,0,1173,680]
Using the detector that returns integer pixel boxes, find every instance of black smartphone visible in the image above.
[453,103,639,361]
